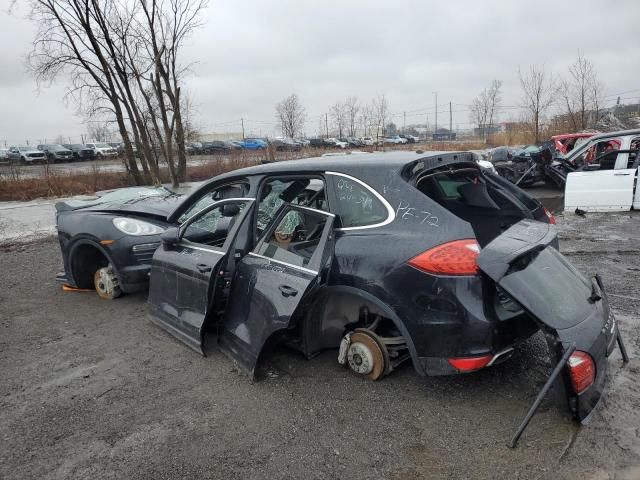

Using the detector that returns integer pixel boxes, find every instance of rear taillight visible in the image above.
[408,239,480,276]
[544,207,556,224]
[448,354,493,372]
[568,351,595,394]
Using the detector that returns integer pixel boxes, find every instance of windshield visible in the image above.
[95,143,109,148]
[63,186,178,209]
[51,144,65,150]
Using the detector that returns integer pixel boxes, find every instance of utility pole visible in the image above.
[403,111,406,135]
[325,113,329,138]
[433,92,438,137]
[241,118,245,140]
[449,102,452,139]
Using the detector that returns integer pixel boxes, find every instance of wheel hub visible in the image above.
[347,342,374,375]
[94,266,121,300]
[343,330,389,381]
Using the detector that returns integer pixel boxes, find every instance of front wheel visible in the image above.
[94,266,122,300]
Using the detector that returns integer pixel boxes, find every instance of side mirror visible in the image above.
[161,227,180,246]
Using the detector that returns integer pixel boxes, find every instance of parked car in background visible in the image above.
[37,144,74,163]
[0,147,9,163]
[188,141,204,155]
[361,137,375,146]
[271,138,302,152]
[383,135,407,144]
[239,138,267,150]
[63,144,97,161]
[487,146,518,163]
[85,142,118,158]
[401,134,420,143]
[325,138,348,149]
[294,138,310,147]
[7,146,46,164]
[309,138,330,148]
[201,141,231,154]
[551,133,596,155]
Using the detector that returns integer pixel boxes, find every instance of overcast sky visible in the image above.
[2,0,640,144]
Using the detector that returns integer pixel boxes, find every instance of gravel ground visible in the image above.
[1,213,639,479]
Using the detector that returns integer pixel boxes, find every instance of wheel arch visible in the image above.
[68,238,118,289]
[298,285,424,376]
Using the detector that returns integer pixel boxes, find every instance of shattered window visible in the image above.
[183,202,246,248]
[179,182,249,223]
[256,208,327,268]
[257,178,326,238]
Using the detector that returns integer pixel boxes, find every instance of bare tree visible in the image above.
[558,54,602,130]
[469,80,502,142]
[276,94,306,138]
[358,104,374,138]
[330,102,347,138]
[27,0,145,183]
[87,121,112,142]
[519,65,555,142]
[344,96,360,137]
[372,95,389,145]
[24,0,207,187]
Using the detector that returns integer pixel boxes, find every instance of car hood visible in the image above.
[56,186,183,220]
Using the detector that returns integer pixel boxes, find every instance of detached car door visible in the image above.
[219,204,335,377]
[564,139,634,212]
[148,198,255,353]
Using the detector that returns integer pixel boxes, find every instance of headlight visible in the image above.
[112,217,165,236]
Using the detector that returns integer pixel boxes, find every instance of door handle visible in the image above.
[196,263,212,273]
[613,172,631,176]
[278,285,298,297]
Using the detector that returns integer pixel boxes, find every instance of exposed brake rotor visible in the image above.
[94,266,122,300]
[344,329,390,381]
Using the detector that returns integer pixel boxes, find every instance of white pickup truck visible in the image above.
[564,129,640,212]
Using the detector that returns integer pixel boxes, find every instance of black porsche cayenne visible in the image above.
[55,151,621,425]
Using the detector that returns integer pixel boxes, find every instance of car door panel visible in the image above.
[564,169,635,212]
[219,206,335,377]
[149,245,225,353]
[148,199,255,354]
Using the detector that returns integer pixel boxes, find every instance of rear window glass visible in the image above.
[499,247,594,329]
[330,175,388,228]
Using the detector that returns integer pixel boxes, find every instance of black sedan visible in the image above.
[55,151,623,433]
[63,144,97,161]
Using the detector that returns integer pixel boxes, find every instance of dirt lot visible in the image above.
[1,213,639,479]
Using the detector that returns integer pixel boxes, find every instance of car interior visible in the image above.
[256,208,327,268]
[416,166,530,246]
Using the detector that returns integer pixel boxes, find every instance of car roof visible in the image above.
[551,133,595,140]
[589,129,640,141]
[213,150,470,182]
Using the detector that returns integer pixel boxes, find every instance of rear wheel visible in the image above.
[343,329,389,380]
[94,266,122,300]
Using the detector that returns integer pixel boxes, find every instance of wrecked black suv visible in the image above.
[56,151,624,430]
